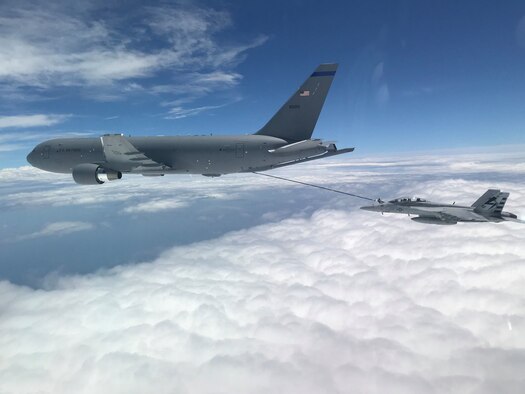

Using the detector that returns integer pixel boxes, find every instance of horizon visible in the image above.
[1,0,525,168]
[1,3,524,393]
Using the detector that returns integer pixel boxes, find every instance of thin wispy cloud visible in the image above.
[0,2,266,102]
[371,61,389,106]
[0,114,69,129]
[6,221,94,242]
[0,130,94,154]
[0,132,45,153]
[166,104,228,119]
[376,84,390,105]
[157,71,243,105]
[158,71,243,117]
[0,1,266,141]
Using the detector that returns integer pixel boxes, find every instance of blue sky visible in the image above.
[1,0,525,167]
[1,2,525,391]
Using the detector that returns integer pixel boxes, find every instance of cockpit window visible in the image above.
[389,197,412,203]
[389,197,427,203]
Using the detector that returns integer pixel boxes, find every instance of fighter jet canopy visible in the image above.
[388,197,427,203]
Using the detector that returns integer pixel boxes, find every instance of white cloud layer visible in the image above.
[0,210,524,393]
[0,114,69,129]
[0,150,524,393]
[122,198,189,214]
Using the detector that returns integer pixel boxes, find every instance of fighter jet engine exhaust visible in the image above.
[72,163,122,185]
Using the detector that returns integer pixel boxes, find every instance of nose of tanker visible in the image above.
[26,146,38,166]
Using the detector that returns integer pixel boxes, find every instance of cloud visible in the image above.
[372,61,384,83]
[1,147,525,210]
[7,221,94,242]
[157,71,243,107]
[0,165,49,182]
[0,114,69,129]
[0,2,266,102]
[0,131,94,154]
[0,167,242,220]
[122,198,189,214]
[157,71,244,117]
[0,149,524,393]
[166,104,228,119]
[0,8,155,87]
[371,62,389,106]
[0,208,524,393]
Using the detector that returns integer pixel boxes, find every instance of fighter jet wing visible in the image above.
[412,212,459,225]
[417,210,483,224]
[502,217,525,224]
[443,212,461,221]
[433,212,460,222]
[101,134,170,173]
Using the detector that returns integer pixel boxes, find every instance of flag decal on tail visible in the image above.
[299,90,310,96]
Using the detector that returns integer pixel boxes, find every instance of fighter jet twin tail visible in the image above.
[26,63,521,225]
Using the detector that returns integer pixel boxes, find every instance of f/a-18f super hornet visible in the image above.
[361,189,522,225]
[26,64,353,185]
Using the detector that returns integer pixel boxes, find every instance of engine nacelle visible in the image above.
[72,163,122,185]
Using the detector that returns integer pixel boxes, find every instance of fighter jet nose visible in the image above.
[361,204,387,212]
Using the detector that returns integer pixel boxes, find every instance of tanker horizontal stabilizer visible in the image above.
[268,139,336,157]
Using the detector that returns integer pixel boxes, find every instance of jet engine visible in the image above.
[72,163,122,185]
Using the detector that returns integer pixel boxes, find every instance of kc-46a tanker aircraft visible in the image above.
[26,64,353,185]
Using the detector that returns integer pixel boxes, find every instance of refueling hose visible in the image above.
[252,171,376,202]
